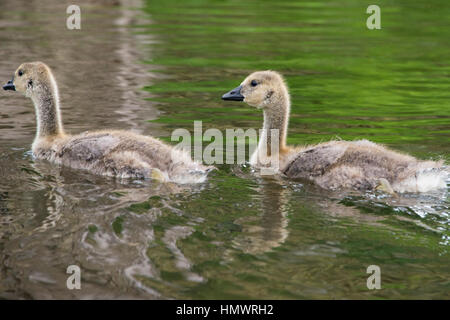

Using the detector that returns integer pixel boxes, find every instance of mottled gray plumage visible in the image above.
[281,140,443,191]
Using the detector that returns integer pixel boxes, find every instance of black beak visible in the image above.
[222,85,244,101]
[3,79,15,91]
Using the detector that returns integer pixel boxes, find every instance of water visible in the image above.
[0,0,448,299]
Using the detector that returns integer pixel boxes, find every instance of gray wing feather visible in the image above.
[59,133,121,162]
[282,144,347,178]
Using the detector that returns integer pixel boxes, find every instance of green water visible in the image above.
[138,0,449,298]
[0,0,448,299]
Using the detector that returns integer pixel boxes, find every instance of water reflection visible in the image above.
[1,151,208,298]
[231,176,290,255]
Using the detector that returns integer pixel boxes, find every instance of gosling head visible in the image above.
[222,70,289,110]
[3,62,55,98]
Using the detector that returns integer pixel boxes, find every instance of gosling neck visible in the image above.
[31,82,64,139]
[259,91,290,154]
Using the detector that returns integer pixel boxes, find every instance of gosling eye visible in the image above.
[18,70,23,77]
[250,80,258,87]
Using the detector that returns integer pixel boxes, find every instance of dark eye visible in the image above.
[18,70,23,77]
[251,80,258,87]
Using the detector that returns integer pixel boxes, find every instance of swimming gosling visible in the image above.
[222,71,447,193]
[3,62,213,183]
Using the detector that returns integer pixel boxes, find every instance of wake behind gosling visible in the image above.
[222,70,448,193]
[3,61,213,184]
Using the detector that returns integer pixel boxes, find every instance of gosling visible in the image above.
[3,62,213,184]
[222,70,447,193]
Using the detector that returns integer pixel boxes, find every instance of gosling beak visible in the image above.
[3,79,15,91]
[222,85,244,101]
